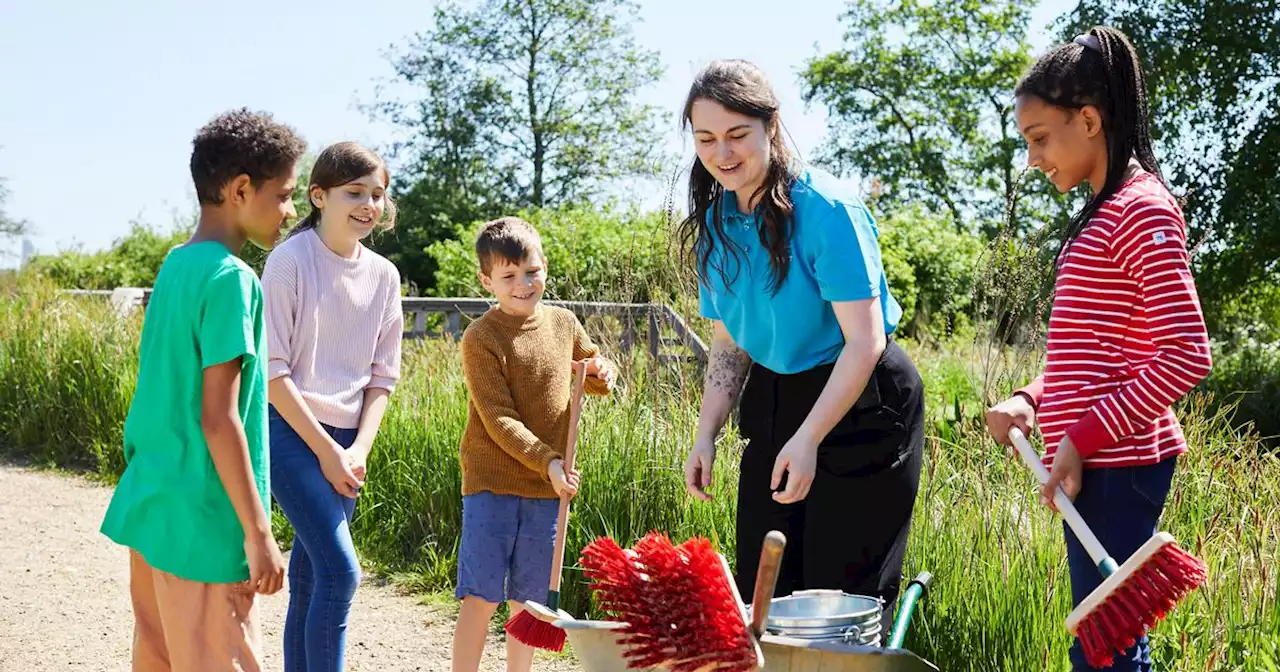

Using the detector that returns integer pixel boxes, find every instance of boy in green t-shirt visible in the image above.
[100,108,306,672]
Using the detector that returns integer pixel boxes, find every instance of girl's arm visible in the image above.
[348,271,405,476]
[261,248,360,497]
[770,298,884,504]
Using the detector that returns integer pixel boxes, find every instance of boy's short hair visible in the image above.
[189,108,307,205]
[475,216,545,275]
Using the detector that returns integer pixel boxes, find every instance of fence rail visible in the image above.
[60,289,709,366]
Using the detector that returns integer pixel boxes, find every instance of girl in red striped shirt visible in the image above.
[985,26,1213,671]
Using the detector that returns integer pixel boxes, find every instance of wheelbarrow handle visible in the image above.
[886,571,933,650]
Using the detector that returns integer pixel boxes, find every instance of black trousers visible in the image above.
[734,339,925,622]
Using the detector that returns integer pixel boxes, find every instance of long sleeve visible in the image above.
[260,248,297,381]
[460,329,561,477]
[1064,198,1213,458]
[571,316,612,397]
[368,268,403,392]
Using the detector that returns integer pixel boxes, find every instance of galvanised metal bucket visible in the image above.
[757,590,885,647]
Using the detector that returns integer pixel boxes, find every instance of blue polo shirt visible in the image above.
[697,166,901,375]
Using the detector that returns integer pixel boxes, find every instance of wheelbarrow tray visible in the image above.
[554,617,939,672]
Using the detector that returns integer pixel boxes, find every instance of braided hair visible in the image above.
[1015,26,1164,262]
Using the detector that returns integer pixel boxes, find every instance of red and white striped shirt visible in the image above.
[1018,171,1213,469]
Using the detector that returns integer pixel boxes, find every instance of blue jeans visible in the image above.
[1065,457,1177,671]
[269,406,361,672]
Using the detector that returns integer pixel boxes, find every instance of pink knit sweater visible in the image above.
[262,228,403,429]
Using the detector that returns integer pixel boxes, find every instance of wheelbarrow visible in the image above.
[551,571,938,671]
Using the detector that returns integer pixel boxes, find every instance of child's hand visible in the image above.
[320,444,363,499]
[985,394,1037,447]
[547,458,580,498]
[584,356,615,390]
[1041,436,1083,512]
[244,531,286,595]
[346,442,370,482]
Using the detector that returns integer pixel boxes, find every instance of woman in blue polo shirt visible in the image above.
[679,59,925,620]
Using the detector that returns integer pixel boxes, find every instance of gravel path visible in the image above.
[0,461,579,672]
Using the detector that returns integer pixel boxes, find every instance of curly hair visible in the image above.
[189,108,307,205]
[1015,26,1164,263]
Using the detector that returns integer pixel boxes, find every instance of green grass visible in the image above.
[2,276,1277,671]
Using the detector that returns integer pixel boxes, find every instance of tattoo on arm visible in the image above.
[706,342,752,399]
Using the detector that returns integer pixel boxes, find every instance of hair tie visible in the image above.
[1073,33,1101,52]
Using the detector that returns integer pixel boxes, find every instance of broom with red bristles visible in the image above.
[1009,427,1207,667]
[502,360,589,653]
[580,530,779,671]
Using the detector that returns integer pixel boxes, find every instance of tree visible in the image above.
[801,0,1071,237]
[366,0,669,292]
[1,176,29,241]
[1059,0,1280,336]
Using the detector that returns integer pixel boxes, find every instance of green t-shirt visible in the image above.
[100,241,269,584]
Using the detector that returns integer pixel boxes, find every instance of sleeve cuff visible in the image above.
[267,360,291,381]
[584,374,611,397]
[1015,377,1044,409]
[1064,409,1114,459]
[537,447,563,482]
[367,375,398,393]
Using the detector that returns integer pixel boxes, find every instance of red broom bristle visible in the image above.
[1075,542,1208,668]
[580,532,758,672]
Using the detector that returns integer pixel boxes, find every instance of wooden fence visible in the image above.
[61,289,709,366]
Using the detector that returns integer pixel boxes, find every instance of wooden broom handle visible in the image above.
[549,360,588,593]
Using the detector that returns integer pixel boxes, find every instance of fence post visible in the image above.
[647,309,660,359]
[444,310,462,341]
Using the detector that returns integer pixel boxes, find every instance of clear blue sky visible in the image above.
[0,0,1074,261]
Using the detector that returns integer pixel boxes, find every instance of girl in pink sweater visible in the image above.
[261,142,404,672]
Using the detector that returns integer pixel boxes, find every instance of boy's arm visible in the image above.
[197,267,284,593]
[461,331,561,478]
[201,361,275,549]
[571,316,614,396]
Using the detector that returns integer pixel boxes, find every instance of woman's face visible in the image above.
[690,98,772,203]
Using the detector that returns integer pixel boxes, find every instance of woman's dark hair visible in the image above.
[677,59,797,294]
[289,141,396,239]
[1014,26,1163,263]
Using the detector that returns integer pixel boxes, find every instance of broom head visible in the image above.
[504,600,569,652]
[581,532,763,671]
[1065,532,1207,668]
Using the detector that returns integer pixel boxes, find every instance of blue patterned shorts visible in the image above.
[455,491,559,604]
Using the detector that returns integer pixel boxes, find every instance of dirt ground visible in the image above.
[0,461,579,672]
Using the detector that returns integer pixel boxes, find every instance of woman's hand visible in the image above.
[770,430,819,504]
[684,435,717,501]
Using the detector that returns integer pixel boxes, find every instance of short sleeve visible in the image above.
[811,203,883,302]
[199,268,259,369]
[698,281,719,320]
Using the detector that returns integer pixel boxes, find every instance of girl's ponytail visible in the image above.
[287,194,321,241]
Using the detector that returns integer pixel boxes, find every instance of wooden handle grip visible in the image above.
[749,530,787,638]
[548,361,588,594]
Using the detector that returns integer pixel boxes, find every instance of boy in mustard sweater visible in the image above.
[450,216,617,672]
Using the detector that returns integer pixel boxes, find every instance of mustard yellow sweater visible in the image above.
[459,305,612,499]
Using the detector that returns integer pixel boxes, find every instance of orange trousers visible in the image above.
[128,550,263,672]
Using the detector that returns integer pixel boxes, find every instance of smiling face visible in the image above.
[689,98,772,208]
[479,253,547,317]
[1015,93,1107,193]
[311,171,387,244]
